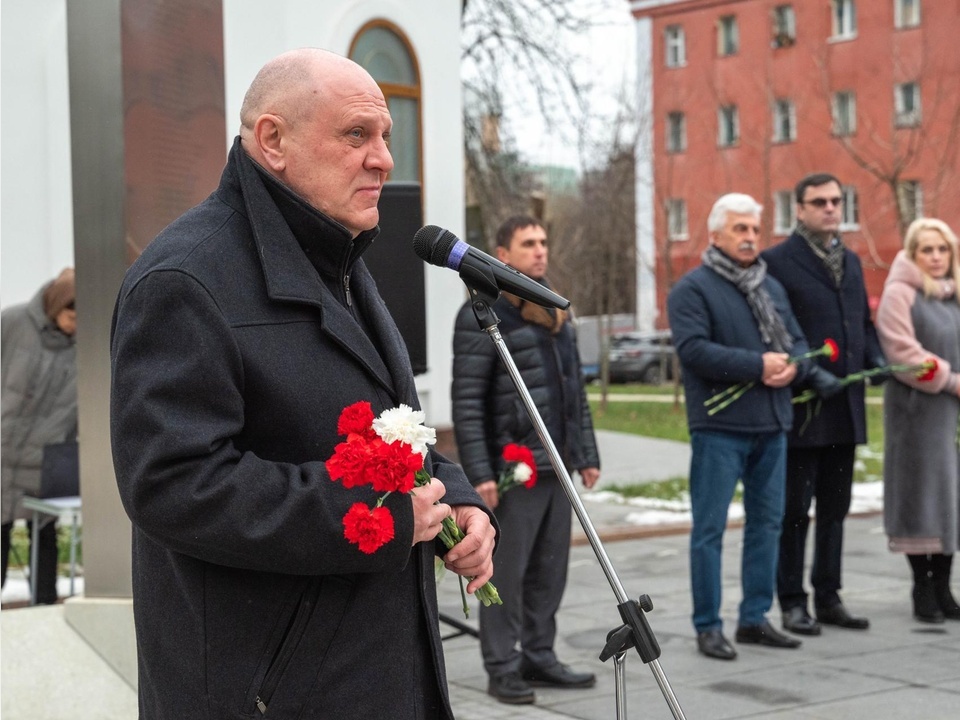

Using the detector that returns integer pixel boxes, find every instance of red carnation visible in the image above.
[502,443,538,487]
[367,438,424,494]
[337,401,377,438]
[326,435,376,488]
[823,338,840,363]
[917,358,939,382]
[342,502,395,554]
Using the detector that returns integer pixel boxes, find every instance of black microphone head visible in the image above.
[413,225,459,267]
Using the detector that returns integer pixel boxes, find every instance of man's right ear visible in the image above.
[253,114,286,172]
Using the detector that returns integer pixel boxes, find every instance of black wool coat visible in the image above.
[111,139,492,720]
[761,232,885,447]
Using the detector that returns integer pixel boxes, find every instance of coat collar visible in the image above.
[222,138,407,403]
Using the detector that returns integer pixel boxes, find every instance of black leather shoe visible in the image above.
[817,603,870,630]
[735,621,802,648]
[488,672,535,704]
[697,630,737,660]
[782,606,822,636]
[521,662,596,688]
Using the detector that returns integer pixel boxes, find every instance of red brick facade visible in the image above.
[630,0,960,321]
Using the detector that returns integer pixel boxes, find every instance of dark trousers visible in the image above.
[1,520,60,604]
[479,471,571,677]
[777,444,855,612]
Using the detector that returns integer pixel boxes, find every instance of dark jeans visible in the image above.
[1,520,60,604]
[777,444,855,612]
[689,430,786,633]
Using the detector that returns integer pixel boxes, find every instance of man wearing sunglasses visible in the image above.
[761,173,886,638]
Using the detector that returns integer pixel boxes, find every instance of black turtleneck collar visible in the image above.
[249,156,379,282]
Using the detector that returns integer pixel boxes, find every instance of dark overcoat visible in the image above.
[761,233,884,447]
[111,140,491,720]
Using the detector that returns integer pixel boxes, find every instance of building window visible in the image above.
[894,0,921,29]
[831,0,857,39]
[832,91,857,136]
[840,186,859,229]
[718,105,739,147]
[666,112,686,153]
[897,180,923,223]
[895,81,921,126]
[665,25,686,67]
[772,5,796,47]
[774,191,796,234]
[772,99,796,142]
[718,15,739,56]
[350,22,422,183]
[667,199,688,241]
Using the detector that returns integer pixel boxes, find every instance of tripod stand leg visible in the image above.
[614,652,628,720]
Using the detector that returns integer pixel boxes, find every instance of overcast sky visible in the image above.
[498,0,637,171]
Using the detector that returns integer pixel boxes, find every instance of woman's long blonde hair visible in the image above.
[904,217,960,301]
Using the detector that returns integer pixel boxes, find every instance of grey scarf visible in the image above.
[701,245,792,352]
[796,221,845,286]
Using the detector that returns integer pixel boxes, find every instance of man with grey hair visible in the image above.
[668,193,840,660]
[111,49,496,719]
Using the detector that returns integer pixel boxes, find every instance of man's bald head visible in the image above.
[236,48,393,237]
[239,49,369,139]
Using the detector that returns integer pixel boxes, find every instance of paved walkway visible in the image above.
[3,430,958,719]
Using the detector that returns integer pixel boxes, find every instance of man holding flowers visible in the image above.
[762,173,887,636]
[668,193,841,661]
[110,49,496,720]
[451,215,600,704]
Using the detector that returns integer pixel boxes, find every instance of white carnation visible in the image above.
[372,404,437,457]
[513,462,533,483]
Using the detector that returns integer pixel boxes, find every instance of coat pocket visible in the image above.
[242,574,354,717]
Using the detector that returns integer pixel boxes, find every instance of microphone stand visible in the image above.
[458,264,685,720]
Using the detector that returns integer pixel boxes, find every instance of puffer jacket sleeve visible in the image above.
[451,302,498,485]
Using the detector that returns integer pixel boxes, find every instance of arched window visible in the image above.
[350,21,422,183]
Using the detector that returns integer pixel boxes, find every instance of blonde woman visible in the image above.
[876,218,960,623]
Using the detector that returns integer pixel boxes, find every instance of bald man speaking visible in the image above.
[110,49,496,720]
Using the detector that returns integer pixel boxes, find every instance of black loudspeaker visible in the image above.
[367,182,428,375]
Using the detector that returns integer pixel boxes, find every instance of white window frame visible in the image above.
[717,105,739,147]
[831,0,857,40]
[667,199,689,241]
[895,81,921,127]
[832,91,857,136]
[840,186,860,230]
[665,25,686,67]
[774,191,795,235]
[897,180,923,223]
[666,111,687,153]
[718,15,739,56]
[772,5,796,47]
[894,0,921,29]
[773,99,796,142]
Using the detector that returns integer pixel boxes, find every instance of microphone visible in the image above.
[412,225,570,310]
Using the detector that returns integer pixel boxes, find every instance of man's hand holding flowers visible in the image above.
[706,339,839,415]
[327,401,500,616]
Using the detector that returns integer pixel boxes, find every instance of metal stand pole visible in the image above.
[462,279,686,720]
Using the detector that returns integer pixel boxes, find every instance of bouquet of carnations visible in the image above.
[704,339,840,416]
[325,401,501,616]
[497,443,538,497]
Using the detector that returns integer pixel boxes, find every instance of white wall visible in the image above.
[0,0,75,308]
[1,0,466,427]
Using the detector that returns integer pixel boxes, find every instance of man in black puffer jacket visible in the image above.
[451,215,601,705]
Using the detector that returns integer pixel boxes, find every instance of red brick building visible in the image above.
[629,0,960,327]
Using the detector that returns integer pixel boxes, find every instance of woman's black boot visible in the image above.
[930,553,960,620]
[908,554,945,624]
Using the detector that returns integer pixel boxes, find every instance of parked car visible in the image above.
[607,331,676,384]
